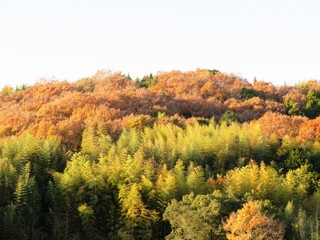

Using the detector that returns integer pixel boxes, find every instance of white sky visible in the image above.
[0,0,320,88]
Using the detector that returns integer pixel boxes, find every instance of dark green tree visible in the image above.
[208,69,220,75]
[219,110,242,125]
[304,90,320,118]
[137,74,157,88]
[240,87,258,100]
[285,98,303,116]
[163,192,224,240]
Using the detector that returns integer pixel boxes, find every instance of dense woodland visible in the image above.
[1,69,320,239]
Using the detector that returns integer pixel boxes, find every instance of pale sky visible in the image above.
[0,0,320,89]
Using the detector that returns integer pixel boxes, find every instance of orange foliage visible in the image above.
[55,115,85,150]
[265,100,286,113]
[199,72,249,100]
[153,69,209,96]
[0,69,315,150]
[223,201,285,240]
[225,97,285,121]
[283,88,306,106]
[254,112,307,138]
[153,69,249,100]
[173,95,225,118]
[298,117,320,142]
[252,81,277,100]
[36,92,101,118]
[92,70,138,92]
[34,119,57,139]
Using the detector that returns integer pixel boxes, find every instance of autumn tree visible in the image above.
[298,117,320,143]
[254,112,307,138]
[223,201,285,240]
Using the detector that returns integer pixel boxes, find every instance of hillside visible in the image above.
[1,69,320,148]
[1,69,320,239]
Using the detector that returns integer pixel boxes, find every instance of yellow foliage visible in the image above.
[223,201,285,240]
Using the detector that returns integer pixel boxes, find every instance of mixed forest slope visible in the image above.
[1,69,320,239]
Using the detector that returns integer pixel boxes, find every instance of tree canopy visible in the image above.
[0,69,320,239]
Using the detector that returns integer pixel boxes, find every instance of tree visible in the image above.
[241,87,258,100]
[223,201,285,240]
[304,90,320,119]
[283,88,305,116]
[255,112,307,138]
[137,74,157,88]
[298,117,320,142]
[51,153,120,239]
[223,161,285,205]
[186,163,207,194]
[285,98,303,116]
[252,80,277,100]
[118,183,159,239]
[163,192,223,240]
[173,160,187,199]
[1,85,14,96]
[219,110,242,125]
[125,115,155,130]
[208,69,220,75]
[81,126,100,158]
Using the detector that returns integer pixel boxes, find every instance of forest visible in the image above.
[1,69,320,239]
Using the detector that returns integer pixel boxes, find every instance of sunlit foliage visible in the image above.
[0,70,320,239]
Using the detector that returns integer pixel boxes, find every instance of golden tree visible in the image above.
[223,201,285,240]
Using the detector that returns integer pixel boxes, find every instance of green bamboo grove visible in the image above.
[1,121,320,239]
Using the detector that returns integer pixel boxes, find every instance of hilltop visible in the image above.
[1,69,319,149]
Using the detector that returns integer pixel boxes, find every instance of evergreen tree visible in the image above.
[163,192,223,240]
